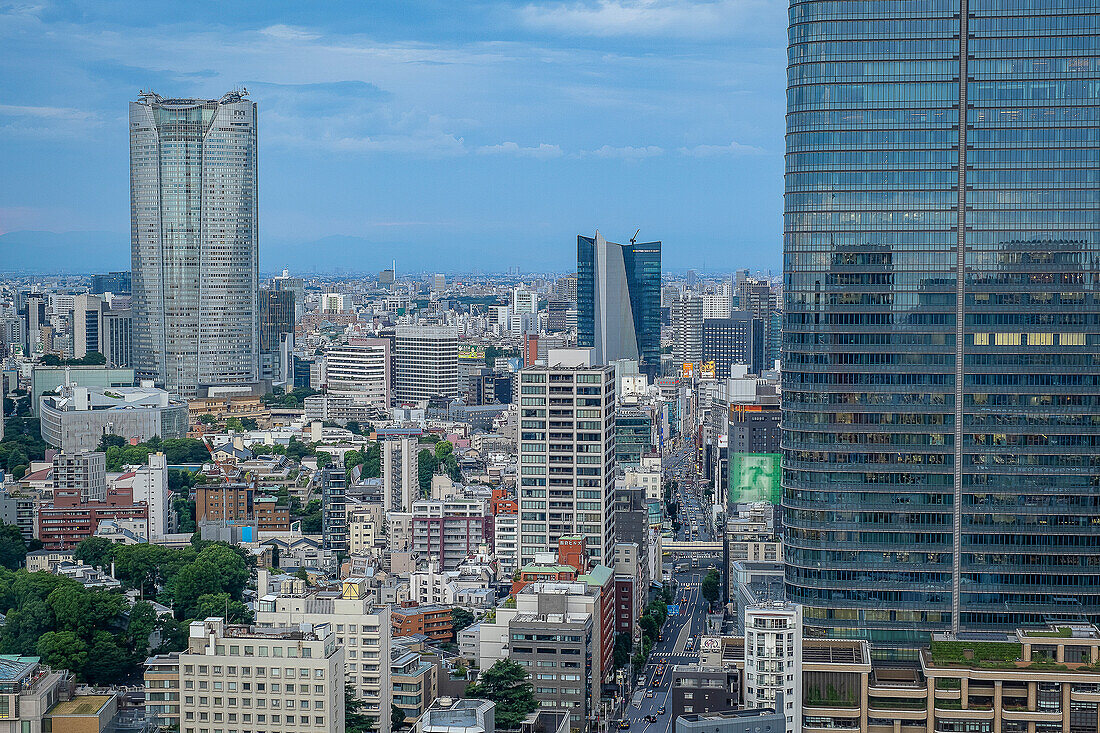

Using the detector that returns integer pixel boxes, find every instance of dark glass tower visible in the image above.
[783,0,1100,645]
[577,233,661,377]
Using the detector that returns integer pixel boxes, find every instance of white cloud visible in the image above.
[476,141,564,158]
[679,140,763,156]
[586,144,664,159]
[259,24,322,42]
[517,0,778,39]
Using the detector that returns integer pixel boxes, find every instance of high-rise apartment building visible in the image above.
[130,91,259,397]
[393,326,458,404]
[517,363,616,565]
[671,293,703,367]
[382,437,418,512]
[577,233,661,377]
[320,464,347,555]
[783,2,1100,643]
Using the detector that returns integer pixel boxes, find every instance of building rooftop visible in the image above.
[49,695,114,716]
[0,655,38,682]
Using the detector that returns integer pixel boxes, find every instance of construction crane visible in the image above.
[630,229,640,246]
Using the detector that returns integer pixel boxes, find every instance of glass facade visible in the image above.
[130,91,259,398]
[577,234,661,377]
[782,0,1100,644]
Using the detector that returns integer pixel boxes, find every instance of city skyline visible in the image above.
[0,1,787,273]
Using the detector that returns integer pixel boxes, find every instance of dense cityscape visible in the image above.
[0,3,1098,733]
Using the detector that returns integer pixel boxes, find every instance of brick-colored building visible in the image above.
[391,603,453,642]
[488,488,517,515]
[557,535,588,574]
[38,452,149,550]
[196,482,290,531]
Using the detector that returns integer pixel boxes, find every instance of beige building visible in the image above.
[177,618,343,733]
[255,578,391,733]
[347,503,385,558]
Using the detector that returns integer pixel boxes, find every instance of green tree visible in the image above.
[127,601,158,657]
[315,451,332,469]
[36,631,88,675]
[465,659,537,729]
[345,684,375,733]
[701,567,721,606]
[195,592,253,623]
[613,633,632,670]
[362,443,381,478]
[83,631,129,685]
[640,614,659,643]
[240,417,259,431]
[0,523,29,570]
[97,434,128,450]
[391,703,406,731]
[434,441,454,461]
[73,536,115,570]
[198,414,218,425]
[417,449,437,496]
[451,607,475,634]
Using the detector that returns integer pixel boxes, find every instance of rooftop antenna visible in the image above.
[630,229,640,246]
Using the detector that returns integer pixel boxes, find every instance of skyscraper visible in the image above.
[517,362,616,566]
[577,232,661,377]
[130,91,259,397]
[783,1,1100,644]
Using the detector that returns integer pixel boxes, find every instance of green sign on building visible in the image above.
[729,453,781,505]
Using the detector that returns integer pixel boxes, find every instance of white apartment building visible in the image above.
[511,286,538,314]
[128,451,170,538]
[744,602,802,733]
[386,511,413,552]
[493,512,519,578]
[393,325,458,404]
[382,437,418,512]
[255,578,391,733]
[516,364,616,566]
[322,340,390,409]
[319,293,347,313]
[178,617,344,733]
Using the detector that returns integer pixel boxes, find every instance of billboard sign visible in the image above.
[729,452,782,505]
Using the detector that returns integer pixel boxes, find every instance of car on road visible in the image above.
[645,690,655,698]
[645,714,657,722]
[657,706,666,715]
[617,721,630,729]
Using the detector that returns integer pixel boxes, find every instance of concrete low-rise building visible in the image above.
[39,383,187,451]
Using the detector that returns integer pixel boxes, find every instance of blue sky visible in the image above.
[0,1,788,273]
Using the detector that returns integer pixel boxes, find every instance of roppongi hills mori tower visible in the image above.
[782,0,1100,646]
[130,91,260,398]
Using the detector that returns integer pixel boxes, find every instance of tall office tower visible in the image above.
[577,232,661,377]
[72,294,103,360]
[702,280,733,320]
[259,289,295,383]
[272,269,306,322]
[393,325,458,404]
[103,307,133,367]
[21,294,45,356]
[555,274,578,303]
[783,2,1100,644]
[91,271,131,295]
[737,276,779,367]
[130,91,259,398]
[703,311,762,378]
[516,363,616,566]
[671,292,703,367]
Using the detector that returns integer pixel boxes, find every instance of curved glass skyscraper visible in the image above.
[783,1,1100,644]
[130,91,260,398]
